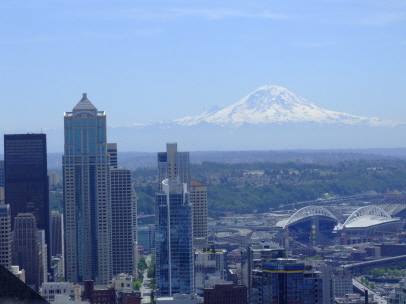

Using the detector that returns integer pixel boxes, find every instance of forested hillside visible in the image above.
[135,159,406,214]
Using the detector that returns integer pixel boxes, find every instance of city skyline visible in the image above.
[1,1,405,152]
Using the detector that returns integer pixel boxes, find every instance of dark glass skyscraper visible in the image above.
[251,259,324,304]
[4,133,50,270]
[155,143,194,296]
[63,93,112,284]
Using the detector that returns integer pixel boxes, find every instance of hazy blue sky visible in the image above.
[1,0,405,149]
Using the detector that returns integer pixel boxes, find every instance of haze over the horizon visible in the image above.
[1,1,405,152]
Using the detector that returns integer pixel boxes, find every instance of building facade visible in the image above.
[155,143,194,296]
[0,160,4,188]
[4,133,51,269]
[63,93,112,284]
[157,143,190,191]
[190,180,208,246]
[331,268,352,298]
[389,278,406,304]
[251,259,324,304]
[41,282,77,303]
[12,213,43,291]
[0,204,11,269]
[51,211,64,258]
[111,168,137,276]
[204,283,247,304]
[194,248,227,295]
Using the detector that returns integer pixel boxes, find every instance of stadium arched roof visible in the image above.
[343,205,391,227]
[282,205,337,229]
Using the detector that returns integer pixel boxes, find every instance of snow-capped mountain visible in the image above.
[174,85,397,127]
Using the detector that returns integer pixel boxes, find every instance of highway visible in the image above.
[352,278,386,304]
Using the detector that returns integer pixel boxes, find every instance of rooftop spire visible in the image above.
[73,93,97,112]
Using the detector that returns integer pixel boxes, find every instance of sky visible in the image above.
[1,0,405,152]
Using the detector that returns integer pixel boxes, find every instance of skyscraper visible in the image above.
[155,143,194,296]
[63,93,112,284]
[251,259,324,304]
[158,143,190,191]
[0,160,4,188]
[50,211,64,258]
[190,180,208,246]
[111,168,137,276]
[12,213,43,291]
[0,204,12,269]
[4,133,51,271]
[51,211,65,279]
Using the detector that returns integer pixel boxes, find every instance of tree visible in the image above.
[148,255,155,279]
[133,279,142,291]
[138,256,148,272]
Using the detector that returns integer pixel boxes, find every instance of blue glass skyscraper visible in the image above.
[63,94,111,284]
[155,143,194,296]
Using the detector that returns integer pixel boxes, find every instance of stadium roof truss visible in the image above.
[343,205,391,227]
[283,205,337,229]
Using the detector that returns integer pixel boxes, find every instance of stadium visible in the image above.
[276,205,403,246]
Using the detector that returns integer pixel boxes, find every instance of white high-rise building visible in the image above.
[190,180,208,247]
[63,93,112,284]
[111,168,137,276]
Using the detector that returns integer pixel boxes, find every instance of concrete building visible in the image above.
[111,168,137,276]
[51,211,65,280]
[49,172,61,186]
[63,93,112,284]
[12,213,43,291]
[10,265,25,282]
[37,229,48,285]
[388,278,406,304]
[0,204,12,269]
[190,180,208,247]
[331,268,353,298]
[41,282,78,303]
[194,248,227,295]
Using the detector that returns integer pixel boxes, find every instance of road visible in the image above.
[140,255,152,304]
[352,278,386,304]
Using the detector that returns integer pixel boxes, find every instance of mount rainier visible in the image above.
[173,85,397,127]
[105,85,404,151]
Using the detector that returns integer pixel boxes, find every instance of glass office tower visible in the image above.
[63,93,111,284]
[155,143,194,296]
[4,133,50,272]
